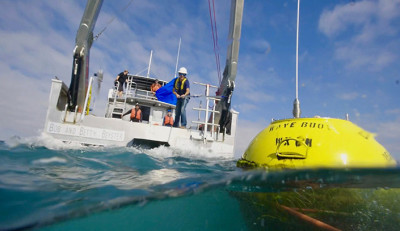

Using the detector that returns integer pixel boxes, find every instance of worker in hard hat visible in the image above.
[173,67,190,128]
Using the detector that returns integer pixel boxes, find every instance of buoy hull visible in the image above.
[238,118,396,169]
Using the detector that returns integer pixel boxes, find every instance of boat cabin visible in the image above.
[106,75,174,125]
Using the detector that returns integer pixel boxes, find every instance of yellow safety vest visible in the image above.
[174,78,187,91]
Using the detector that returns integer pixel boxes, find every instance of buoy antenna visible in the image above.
[293,0,301,118]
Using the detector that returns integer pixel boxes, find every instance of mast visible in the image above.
[293,0,301,118]
[174,37,182,77]
[67,0,103,112]
[215,0,244,132]
[147,50,153,78]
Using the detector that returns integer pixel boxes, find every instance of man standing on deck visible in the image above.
[115,70,129,98]
[173,67,190,128]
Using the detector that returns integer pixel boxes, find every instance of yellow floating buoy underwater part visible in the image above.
[237,117,396,169]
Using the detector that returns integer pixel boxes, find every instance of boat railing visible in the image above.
[61,104,79,123]
[108,81,126,118]
[134,89,157,100]
[125,80,137,97]
[112,81,120,102]
[191,82,222,142]
[124,76,156,100]
[108,77,159,118]
[80,77,94,121]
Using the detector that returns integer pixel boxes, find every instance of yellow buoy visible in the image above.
[237,117,396,169]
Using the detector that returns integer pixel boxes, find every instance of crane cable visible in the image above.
[94,0,135,41]
[207,0,222,85]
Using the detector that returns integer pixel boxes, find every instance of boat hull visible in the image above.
[44,79,236,158]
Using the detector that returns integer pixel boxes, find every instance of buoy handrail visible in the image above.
[276,137,308,159]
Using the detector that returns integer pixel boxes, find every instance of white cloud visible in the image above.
[234,118,268,158]
[385,108,400,115]
[0,1,79,140]
[337,92,359,100]
[0,63,49,138]
[375,118,400,160]
[0,31,71,78]
[353,108,400,160]
[236,103,257,113]
[334,43,397,71]
[318,1,375,38]
[249,39,271,55]
[234,61,284,105]
[243,91,275,103]
[318,0,400,71]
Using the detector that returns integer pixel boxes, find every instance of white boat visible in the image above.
[43,0,244,158]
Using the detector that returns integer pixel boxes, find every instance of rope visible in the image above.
[278,204,341,231]
[94,0,135,41]
[212,0,222,85]
[207,0,222,85]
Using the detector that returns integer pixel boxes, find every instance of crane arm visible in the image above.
[216,0,244,132]
[68,0,103,112]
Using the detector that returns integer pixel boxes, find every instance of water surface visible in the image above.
[1,139,400,230]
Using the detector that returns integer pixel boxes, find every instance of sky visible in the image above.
[0,0,399,159]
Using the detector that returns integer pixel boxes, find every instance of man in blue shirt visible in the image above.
[173,67,190,128]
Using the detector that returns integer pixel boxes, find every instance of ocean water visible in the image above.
[1,138,400,231]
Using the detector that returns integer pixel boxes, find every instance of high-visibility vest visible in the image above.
[130,109,142,120]
[174,78,187,94]
[164,115,173,126]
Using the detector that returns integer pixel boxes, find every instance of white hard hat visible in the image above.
[178,67,187,75]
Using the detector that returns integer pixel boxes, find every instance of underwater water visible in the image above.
[1,138,400,231]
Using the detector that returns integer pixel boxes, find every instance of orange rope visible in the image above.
[291,207,350,216]
[278,204,341,231]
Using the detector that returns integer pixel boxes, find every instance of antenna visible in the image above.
[293,0,301,118]
[174,37,182,77]
[147,50,153,78]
